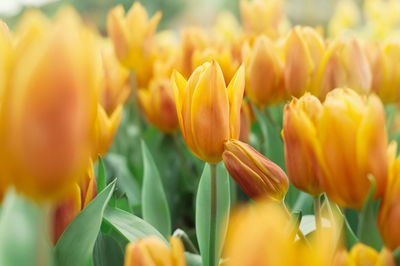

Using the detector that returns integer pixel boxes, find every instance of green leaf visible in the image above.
[185,252,203,266]
[0,189,54,266]
[357,175,383,250]
[103,206,167,244]
[97,155,106,193]
[195,163,230,266]
[55,180,116,266]
[393,247,400,266]
[291,191,313,214]
[93,233,124,266]
[141,140,171,238]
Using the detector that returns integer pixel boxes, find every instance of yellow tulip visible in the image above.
[137,77,179,133]
[52,160,97,244]
[223,139,289,201]
[0,8,98,201]
[224,200,339,266]
[107,2,161,87]
[124,236,186,266]
[93,104,122,159]
[240,0,283,38]
[367,40,400,103]
[282,93,324,196]
[171,61,245,164]
[378,144,400,250]
[244,35,284,106]
[334,243,395,266]
[284,26,325,97]
[317,89,388,209]
[316,36,371,99]
[99,40,131,115]
[328,0,361,38]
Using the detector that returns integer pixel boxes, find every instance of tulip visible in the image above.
[327,0,361,38]
[93,104,122,159]
[284,26,325,97]
[367,40,400,103]
[334,244,395,266]
[223,139,288,201]
[239,101,254,143]
[317,89,388,209]
[52,160,97,244]
[224,200,338,266]
[282,93,324,196]
[124,236,186,266]
[244,35,284,106]
[170,61,245,164]
[107,2,161,87]
[0,8,98,200]
[137,77,179,133]
[316,36,371,99]
[378,150,400,250]
[99,40,131,115]
[240,0,283,38]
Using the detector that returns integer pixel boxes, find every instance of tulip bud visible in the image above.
[137,77,179,133]
[317,37,371,99]
[317,89,388,209]
[171,61,245,164]
[99,40,130,115]
[93,104,122,159]
[284,26,325,97]
[244,35,284,106]
[124,236,186,266]
[282,93,323,195]
[0,9,98,200]
[334,243,395,266]
[240,0,283,38]
[52,160,97,244]
[378,153,400,250]
[239,101,254,143]
[223,139,288,201]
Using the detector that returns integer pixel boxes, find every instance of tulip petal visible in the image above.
[227,65,245,139]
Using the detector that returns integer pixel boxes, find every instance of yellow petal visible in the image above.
[227,64,245,139]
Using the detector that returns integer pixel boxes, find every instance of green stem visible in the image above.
[129,71,142,134]
[209,164,217,266]
[281,202,310,246]
[314,195,322,232]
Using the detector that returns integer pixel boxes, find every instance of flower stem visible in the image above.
[314,195,322,232]
[281,202,309,246]
[209,163,217,266]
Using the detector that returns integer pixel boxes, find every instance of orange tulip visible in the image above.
[171,61,245,164]
[124,236,186,266]
[223,139,289,201]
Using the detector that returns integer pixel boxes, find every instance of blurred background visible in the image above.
[0,0,364,33]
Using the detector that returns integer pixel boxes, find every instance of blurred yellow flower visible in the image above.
[124,236,186,266]
[334,243,395,266]
[328,0,360,38]
[171,61,245,164]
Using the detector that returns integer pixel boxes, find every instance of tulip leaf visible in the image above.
[93,233,124,266]
[0,189,54,266]
[185,252,203,266]
[292,191,314,215]
[195,163,230,266]
[55,179,116,266]
[103,206,167,244]
[357,175,383,250]
[393,247,400,266]
[97,155,106,193]
[141,140,171,238]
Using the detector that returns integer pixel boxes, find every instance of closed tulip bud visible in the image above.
[244,35,284,106]
[138,77,179,133]
[334,244,395,266]
[99,40,130,115]
[317,89,388,209]
[171,61,245,164]
[284,26,325,97]
[240,0,283,38]
[93,104,122,159]
[0,9,98,200]
[223,139,289,201]
[317,37,371,99]
[52,160,97,244]
[368,40,400,103]
[283,93,324,195]
[378,153,400,250]
[124,236,186,266]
